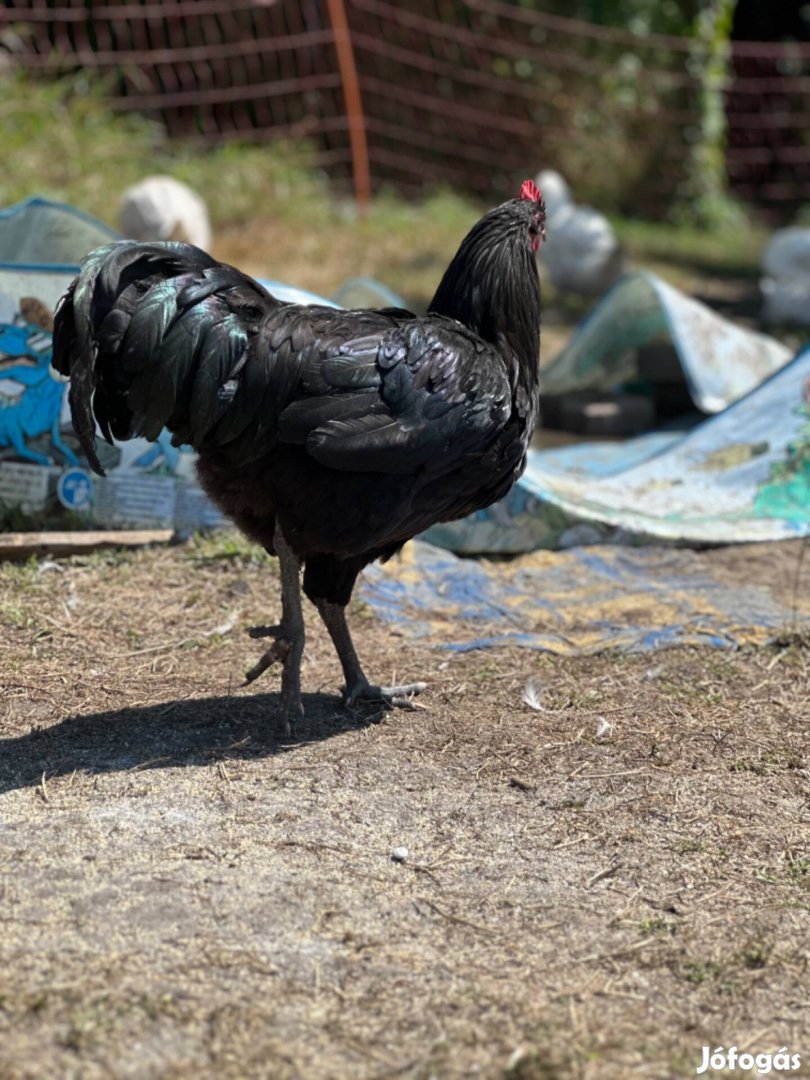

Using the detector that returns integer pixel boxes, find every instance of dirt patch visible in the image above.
[1,537,808,1078]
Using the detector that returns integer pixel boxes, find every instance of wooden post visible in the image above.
[326,0,371,214]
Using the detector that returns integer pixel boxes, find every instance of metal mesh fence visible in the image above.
[727,40,810,209]
[2,0,808,215]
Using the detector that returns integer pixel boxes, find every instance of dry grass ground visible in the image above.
[0,537,808,1079]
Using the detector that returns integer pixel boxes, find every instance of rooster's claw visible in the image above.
[343,680,427,711]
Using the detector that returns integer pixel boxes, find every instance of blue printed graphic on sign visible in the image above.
[57,467,93,511]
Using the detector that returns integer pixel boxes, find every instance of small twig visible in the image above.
[586,861,624,888]
[553,833,593,850]
[566,762,589,781]
[579,769,648,780]
[129,755,174,771]
[574,937,656,965]
[418,897,498,936]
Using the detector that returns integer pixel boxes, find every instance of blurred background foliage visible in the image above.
[2,0,807,224]
[0,0,806,299]
[0,71,326,228]
[517,0,701,36]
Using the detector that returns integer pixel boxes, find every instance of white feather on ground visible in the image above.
[522,676,544,711]
[760,227,810,326]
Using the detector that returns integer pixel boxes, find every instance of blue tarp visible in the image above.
[427,343,810,553]
[360,539,809,653]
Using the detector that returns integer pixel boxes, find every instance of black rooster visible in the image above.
[52,180,545,734]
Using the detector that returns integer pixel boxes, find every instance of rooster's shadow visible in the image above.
[0,691,388,796]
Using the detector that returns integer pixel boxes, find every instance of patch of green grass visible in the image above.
[638,917,676,936]
[0,69,480,255]
[186,529,274,567]
[653,674,732,707]
[785,854,809,890]
[0,556,41,589]
[73,546,141,571]
[614,215,767,279]
[672,839,706,854]
[681,959,736,994]
[469,658,509,683]
[545,686,605,711]
[730,750,804,775]
[0,601,32,629]
[740,940,770,970]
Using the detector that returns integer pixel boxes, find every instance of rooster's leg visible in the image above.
[243,524,305,736]
[315,599,426,710]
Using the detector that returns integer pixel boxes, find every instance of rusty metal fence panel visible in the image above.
[1,0,352,169]
[1,0,808,214]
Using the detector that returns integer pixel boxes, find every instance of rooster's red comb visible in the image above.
[520,179,542,203]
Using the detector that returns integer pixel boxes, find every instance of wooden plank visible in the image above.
[0,530,174,561]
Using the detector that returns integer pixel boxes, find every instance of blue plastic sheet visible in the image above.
[427,342,810,553]
[360,539,809,654]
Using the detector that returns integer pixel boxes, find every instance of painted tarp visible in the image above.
[425,276,808,553]
[541,270,792,413]
[360,539,810,654]
[426,343,810,554]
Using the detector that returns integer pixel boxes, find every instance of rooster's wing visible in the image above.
[277,318,513,476]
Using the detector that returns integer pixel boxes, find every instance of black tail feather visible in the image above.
[51,240,277,476]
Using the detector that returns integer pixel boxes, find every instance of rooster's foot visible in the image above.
[343,679,427,711]
[243,632,304,738]
[279,691,304,740]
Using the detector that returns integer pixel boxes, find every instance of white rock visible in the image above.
[536,168,573,224]
[119,176,212,251]
[391,846,409,863]
[761,227,810,278]
[534,169,624,296]
[761,227,810,326]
